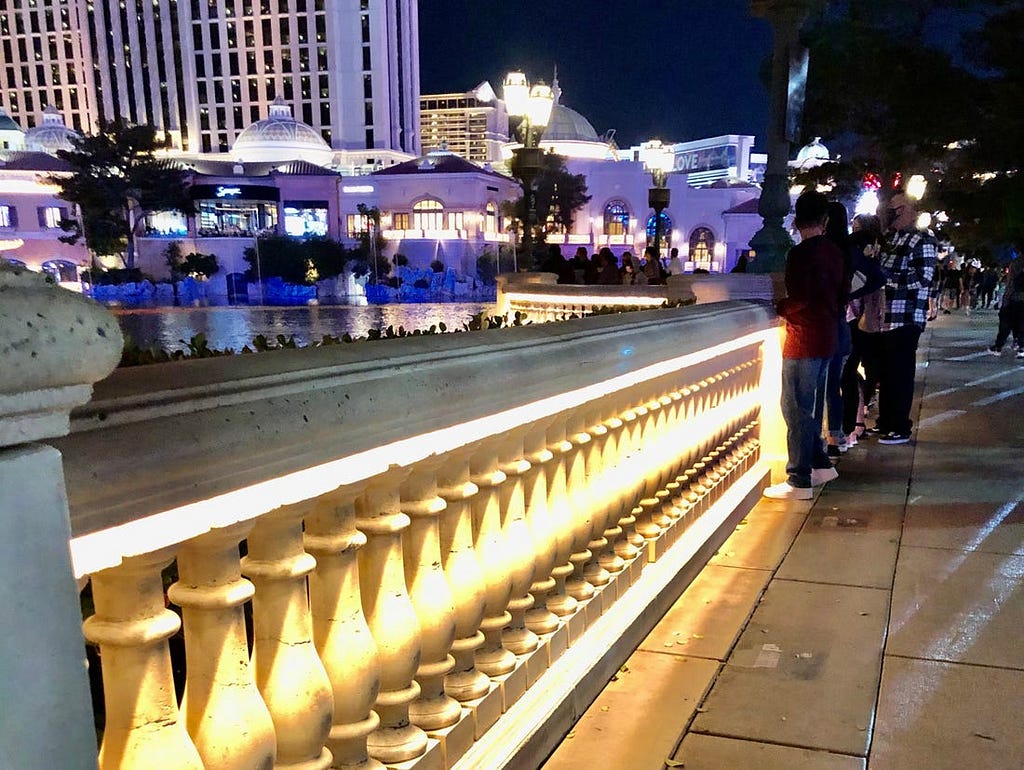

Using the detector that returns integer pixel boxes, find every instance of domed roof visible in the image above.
[232,97,333,166]
[795,136,830,165]
[540,103,600,143]
[23,107,78,154]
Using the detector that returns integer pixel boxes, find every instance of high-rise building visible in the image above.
[419,82,509,164]
[0,0,420,159]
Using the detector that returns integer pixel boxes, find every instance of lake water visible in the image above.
[115,302,498,352]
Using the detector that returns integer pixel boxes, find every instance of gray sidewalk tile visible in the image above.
[541,650,719,770]
[640,564,772,660]
[776,502,903,589]
[871,657,1024,770]
[691,581,889,756]
[903,499,1024,556]
[887,546,1024,669]
[707,503,808,571]
[673,733,864,770]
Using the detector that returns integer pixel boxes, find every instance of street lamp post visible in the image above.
[647,150,674,262]
[504,71,554,270]
[747,0,821,273]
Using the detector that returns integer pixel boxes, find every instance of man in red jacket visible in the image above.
[764,191,845,500]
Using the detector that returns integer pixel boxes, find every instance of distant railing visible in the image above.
[496,273,696,320]
[2,267,782,770]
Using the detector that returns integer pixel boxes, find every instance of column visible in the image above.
[305,490,384,770]
[436,455,488,703]
[243,502,333,770]
[83,551,203,770]
[169,522,277,770]
[401,466,461,732]
[356,478,428,764]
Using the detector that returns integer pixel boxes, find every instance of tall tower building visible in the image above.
[0,0,420,159]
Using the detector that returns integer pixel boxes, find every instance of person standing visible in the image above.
[874,191,937,444]
[987,255,1024,358]
[764,191,845,500]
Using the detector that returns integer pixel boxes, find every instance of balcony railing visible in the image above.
[1,265,782,770]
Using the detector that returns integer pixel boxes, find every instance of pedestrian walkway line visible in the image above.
[944,351,991,361]
[917,410,967,429]
[971,384,1024,407]
[922,368,1019,400]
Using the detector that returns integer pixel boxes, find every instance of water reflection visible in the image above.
[116,303,498,352]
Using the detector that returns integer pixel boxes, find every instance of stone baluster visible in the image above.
[544,417,579,618]
[436,455,489,703]
[633,398,664,544]
[468,441,515,677]
[564,411,595,602]
[84,551,204,770]
[497,431,539,656]
[597,413,628,574]
[169,522,276,770]
[355,478,427,765]
[579,405,612,590]
[612,408,643,559]
[243,503,333,770]
[304,489,384,770]
[401,466,461,732]
[522,423,560,636]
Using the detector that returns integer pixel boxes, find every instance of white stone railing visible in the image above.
[495,273,697,321]
[2,274,784,770]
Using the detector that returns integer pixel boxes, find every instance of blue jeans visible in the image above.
[782,357,832,487]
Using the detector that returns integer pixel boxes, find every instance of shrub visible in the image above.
[430,259,445,273]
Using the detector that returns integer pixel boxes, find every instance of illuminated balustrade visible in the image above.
[6,286,783,770]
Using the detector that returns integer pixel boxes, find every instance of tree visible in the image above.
[304,235,349,280]
[244,234,309,284]
[508,153,591,268]
[796,1,1022,257]
[51,121,192,269]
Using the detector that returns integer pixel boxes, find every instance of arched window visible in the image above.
[646,212,673,246]
[689,227,715,270]
[485,202,497,233]
[603,200,630,235]
[413,198,444,231]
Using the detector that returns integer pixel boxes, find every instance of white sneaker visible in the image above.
[846,433,858,448]
[811,467,839,486]
[763,481,813,500]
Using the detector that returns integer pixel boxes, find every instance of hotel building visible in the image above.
[0,0,420,161]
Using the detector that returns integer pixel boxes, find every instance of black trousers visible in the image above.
[994,301,1024,350]
[841,322,881,434]
[877,325,922,435]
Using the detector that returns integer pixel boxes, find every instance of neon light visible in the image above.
[215,186,242,198]
[342,185,375,194]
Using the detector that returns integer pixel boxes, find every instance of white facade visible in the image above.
[0,0,420,159]
[420,82,509,164]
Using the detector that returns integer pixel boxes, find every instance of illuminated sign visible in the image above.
[216,186,242,198]
[673,145,737,174]
[342,185,375,194]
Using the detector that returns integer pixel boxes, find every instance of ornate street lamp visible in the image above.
[504,72,554,266]
[747,0,821,273]
[647,149,674,261]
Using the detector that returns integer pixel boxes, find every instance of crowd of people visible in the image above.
[764,188,1024,501]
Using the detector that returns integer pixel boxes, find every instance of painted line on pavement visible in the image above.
[923,368,1018,401]
[944,351,991,361]
[971,384,1024,407]
[917,409,967,429]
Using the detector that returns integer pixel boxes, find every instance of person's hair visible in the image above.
[824,201,850,250]
[793,190,830,229]
[599,246,615,263]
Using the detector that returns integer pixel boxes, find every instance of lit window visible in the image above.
[689,227,715,269]
[603,200,629,235]
[646,211,672,246]
[392,212,410,230]
[413,199,443,231]
[0,204,13,228]
[39,206,65,229]
[485,202,496,233]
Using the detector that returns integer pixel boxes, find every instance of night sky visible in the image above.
[417,0,774,149]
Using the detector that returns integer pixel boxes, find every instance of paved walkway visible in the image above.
[543,309,1024,770]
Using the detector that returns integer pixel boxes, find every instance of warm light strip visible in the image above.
[451,461,767,770]
[69,329,774,577]
[504,292,666,308]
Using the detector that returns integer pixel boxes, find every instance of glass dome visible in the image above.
[24,107,79,155]
[232,97,333,166]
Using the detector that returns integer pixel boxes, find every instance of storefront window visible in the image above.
[146,210,188,237]
[283,201,328,237]
[197,199,277,237]
[485,202,497,233]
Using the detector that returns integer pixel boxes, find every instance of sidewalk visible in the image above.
[543,309,1024,770]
